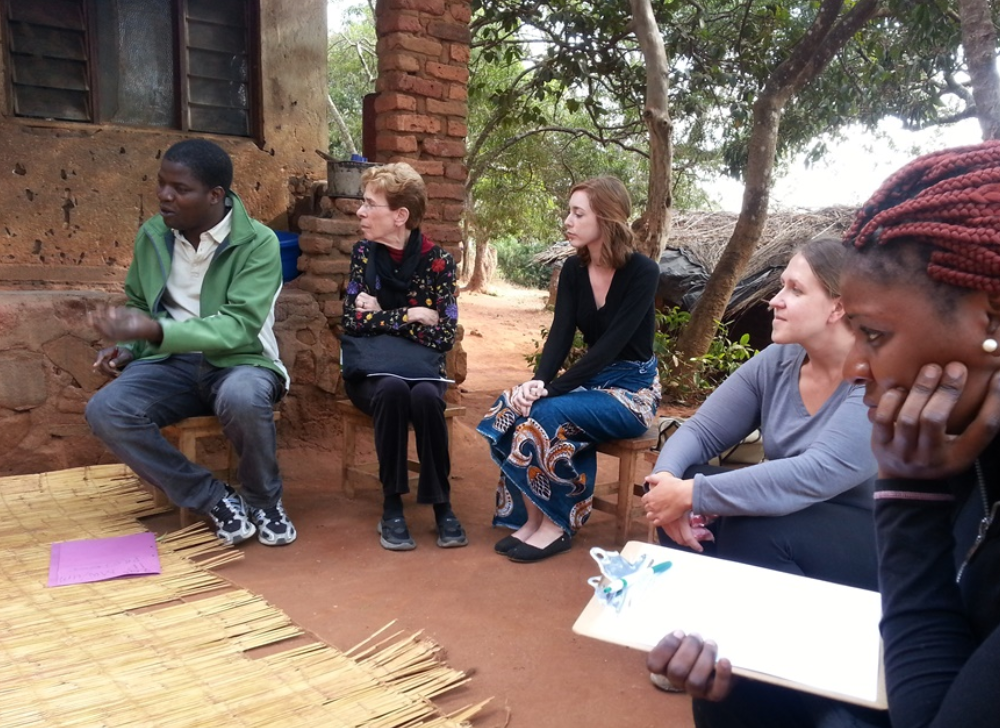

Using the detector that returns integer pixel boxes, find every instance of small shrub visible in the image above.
[524,327,586,373]
[654,308,756,402]
[493,235,551,289]
[524,306,757,403]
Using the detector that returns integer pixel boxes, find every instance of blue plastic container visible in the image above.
[275,231,301,283]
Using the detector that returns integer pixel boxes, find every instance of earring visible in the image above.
[984,338,998,354]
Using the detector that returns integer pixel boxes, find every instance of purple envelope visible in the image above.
[48,532,161,587]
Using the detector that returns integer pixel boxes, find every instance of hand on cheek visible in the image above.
[871,363,1000,480]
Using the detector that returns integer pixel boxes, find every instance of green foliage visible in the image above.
[465,41,659,255]
[653,308,755,402]
[326,3,376,157]
[492,236,551,289]
[464,36,692,289]
[524,306,756,403]
[473,0,973,181]
[524,327,586,372]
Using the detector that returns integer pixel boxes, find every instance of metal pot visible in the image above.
[327,160,379,199]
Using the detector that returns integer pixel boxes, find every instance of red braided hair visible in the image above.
[844,140,1000,294]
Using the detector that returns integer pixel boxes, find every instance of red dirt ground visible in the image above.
[148,282,695,728]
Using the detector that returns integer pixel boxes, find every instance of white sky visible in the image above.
[327,0,987,212]
[710,116,985,212]
[327,1,354,32]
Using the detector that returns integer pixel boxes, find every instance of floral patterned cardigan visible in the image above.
[342,238,459,370]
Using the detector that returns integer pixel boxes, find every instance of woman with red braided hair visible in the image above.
[835,140,1000,727]
[647,142,1000,728]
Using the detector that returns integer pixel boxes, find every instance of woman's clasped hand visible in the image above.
[508,379,548,417]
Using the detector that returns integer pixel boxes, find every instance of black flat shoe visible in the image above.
[506,534,572,563]
[494,534,523,555]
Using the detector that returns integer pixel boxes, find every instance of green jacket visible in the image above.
[120,191,289,387]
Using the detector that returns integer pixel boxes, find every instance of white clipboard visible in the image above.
[572,540,887,710]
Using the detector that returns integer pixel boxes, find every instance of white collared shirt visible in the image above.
[163,211,233,322]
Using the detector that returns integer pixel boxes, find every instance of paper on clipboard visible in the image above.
[572,540,887,710]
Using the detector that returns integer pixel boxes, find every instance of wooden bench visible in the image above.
[591,424,660,546]
[159,412,281,526]
[336,399,465,498]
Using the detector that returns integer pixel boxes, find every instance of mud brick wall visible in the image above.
[0,0,327,290]
[0,289,339,476]
[0,0,472,474]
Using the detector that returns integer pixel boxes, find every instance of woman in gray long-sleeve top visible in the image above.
[644,236,876,585]
[643,236,888,728]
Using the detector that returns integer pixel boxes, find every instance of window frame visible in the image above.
[2,0,262,141]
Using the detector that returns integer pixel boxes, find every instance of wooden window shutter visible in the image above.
[182,0,253,136]
[5,0,92,121]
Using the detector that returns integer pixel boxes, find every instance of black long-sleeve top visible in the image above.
[874,452,1000,727]
[534,252,658,396]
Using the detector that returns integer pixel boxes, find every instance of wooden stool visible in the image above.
[336,399,465,498]
[592,424,660,546]
[160,412,281,526]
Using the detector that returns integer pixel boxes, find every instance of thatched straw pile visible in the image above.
[0,464,485,728]
[661,206,856,277]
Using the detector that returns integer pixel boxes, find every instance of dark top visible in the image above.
[875,453,1000,727]
[342,237,458,353]
[534,252,658,396]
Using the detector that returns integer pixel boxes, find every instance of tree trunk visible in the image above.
[673,0,880,388]
[460,211,472,280]
[327,94,357,154]
[675,96,782,375]
[629,0,674,261]
[461,187,491,292]
[958,0,1000,140]
[463,237,493,293]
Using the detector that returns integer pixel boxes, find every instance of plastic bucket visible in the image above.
[275,231,300,283]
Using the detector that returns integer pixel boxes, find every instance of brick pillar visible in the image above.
[294,0,471,410]
[374,0,470,261]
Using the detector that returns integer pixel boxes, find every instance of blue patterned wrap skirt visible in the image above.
[477,357,661,536]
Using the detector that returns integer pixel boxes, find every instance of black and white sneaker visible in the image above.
[249,500,297,546]
[208,486,256,546]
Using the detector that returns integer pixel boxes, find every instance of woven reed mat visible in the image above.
[0,463,487,727]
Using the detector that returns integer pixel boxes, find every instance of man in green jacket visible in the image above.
[86,139,296,547]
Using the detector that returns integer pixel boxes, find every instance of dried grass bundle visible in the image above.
[0,465,485,728]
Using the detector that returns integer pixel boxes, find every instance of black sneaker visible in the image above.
[377,516,416,551]
[249,499,297,546]
[208,487,256,545]
[436,514,468,548]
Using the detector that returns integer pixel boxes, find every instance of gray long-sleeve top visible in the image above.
[652,343,876,517]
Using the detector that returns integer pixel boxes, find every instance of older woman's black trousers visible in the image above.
[344,376,450,503]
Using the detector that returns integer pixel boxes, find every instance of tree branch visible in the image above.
[327,95,357,154]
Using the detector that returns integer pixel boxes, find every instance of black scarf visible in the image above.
[365,228,424,310]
